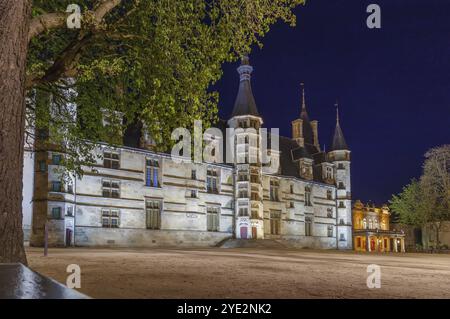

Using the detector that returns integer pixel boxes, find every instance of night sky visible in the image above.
[214,0,450,204]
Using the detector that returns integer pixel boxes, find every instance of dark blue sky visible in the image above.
[214,0,450,204]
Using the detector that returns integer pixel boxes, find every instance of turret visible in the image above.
[228,56,264,240]
[328,103,352,249]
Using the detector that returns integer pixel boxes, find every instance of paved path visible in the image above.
[27,247,450,298]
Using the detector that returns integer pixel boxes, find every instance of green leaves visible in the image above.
[26,0,305,173]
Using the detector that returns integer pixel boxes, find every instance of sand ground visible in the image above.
[26,247,450,299]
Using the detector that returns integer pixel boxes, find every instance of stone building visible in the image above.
[26,57,353,249]
[352,200,405,252]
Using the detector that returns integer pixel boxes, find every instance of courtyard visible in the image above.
[27,247,450,299]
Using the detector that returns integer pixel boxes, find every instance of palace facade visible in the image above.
[353,200,405,252]
[25,57,353,250]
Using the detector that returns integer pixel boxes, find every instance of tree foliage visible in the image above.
[26,0,305,177]
[390,145,450,248]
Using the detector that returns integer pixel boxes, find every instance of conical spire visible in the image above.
[331,101,349,151]
[299,83,314,145]
[300,83,309,121]
[231,56,260,117]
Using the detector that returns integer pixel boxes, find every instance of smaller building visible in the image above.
[352,200,405,252]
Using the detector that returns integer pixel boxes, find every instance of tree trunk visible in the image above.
[435,222,441,251]
[0,0,31,264]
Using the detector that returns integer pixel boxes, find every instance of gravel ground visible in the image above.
[26,247,450,299]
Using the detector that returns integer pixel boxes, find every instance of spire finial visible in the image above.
[335,100,340,125]
[301,82,306,110]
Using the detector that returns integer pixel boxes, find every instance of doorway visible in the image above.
[240,226,247,239]
[65,229,72,247]
[252,227,257,239]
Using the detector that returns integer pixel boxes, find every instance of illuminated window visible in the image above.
[145,158,160,187]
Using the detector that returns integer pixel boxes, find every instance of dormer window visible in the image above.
[325,166,333,180]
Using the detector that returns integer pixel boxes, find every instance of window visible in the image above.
[238,172,248,182]
[305,186,312,206]
[238,184,248,198]
[38,160,47,172]
[339,233,346,241]
[325,166,333,180]
[67,183,73,194]
[191,169,196,180]
[190,189,198,198]
[52,154,62,165]
[290,184,294,194]
[51,181,62,192]
[66,206,73,217]
[327,190,332,200]
[270,180,279,201]
[305,217,312,236]
[102,209,120,228]
[51,207,62,219]
[363,218,367,229]
[270,211,281,235]
[251,210,258,219]
[146,200,161,229]
[145,158,160,187]
[102,180,120,198]
[338,163,345,170]
[339,201,345,208]
[340,219,345,225]
[238,207,248,217]
[104,152,120,169]
[207,168,219,193]
[206,207,220,232]
[338,182,345,189]
[327,208,333,218]
[356,237,362,248]
[327,226,334,237]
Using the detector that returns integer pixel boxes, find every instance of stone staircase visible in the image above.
[217,238,288,249]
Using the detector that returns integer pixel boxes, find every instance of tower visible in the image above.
[228,56,264,239]
[328,104,352,249]
[291,84,320,180]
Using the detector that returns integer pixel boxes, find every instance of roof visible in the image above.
[330,110,348,151]
[231,57,260,117]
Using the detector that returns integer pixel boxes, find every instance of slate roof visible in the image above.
[231,57,260,117]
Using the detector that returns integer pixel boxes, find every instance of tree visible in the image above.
[0,0,31,264]
[420,145,450,248]
[390,179,429,227]
[0,0,305,263]
[390,145,450,250]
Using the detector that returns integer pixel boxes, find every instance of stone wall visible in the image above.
[75,227,231,247]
